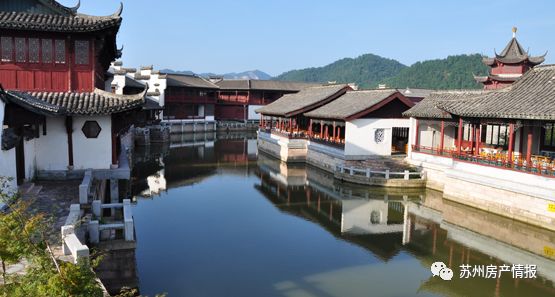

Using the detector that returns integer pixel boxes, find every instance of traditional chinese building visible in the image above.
[474,28,546,90]
[214,79,320,122]
[0,0,147,188]
[303,89,414,170]
[256,84,350,162]
[404,63,555,231]
[163,73,219,121]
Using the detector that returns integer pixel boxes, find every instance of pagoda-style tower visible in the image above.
[475,27,546,90]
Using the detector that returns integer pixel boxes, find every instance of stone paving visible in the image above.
[345,156,418,172]
[22,180,81,246]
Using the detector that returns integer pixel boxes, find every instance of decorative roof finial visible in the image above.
[69,0,81,13]
[512,26,517,38]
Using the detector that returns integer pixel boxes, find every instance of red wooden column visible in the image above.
[439,120,445,153]
[526,127,533,166]
[469,124,476,155]
[332,121,336,142]
[337,126,341,142]
[414,119,419,149]
[288,118,292,132]
[457,118,463,154]
[508,123,515,164]
[475,124,481,156]
[320,121,324,137]
[308,119,313,136]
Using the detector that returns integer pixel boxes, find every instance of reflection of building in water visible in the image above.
[256,153,422,261]
[341,199,405,235]
[256,155,555,296]
[142,160,166,197]
[132,134,259,197]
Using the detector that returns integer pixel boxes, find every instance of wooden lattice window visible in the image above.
[1,37,13,62]
[15,37,26,62]
[29,38,39,63]
[75,40,89,65]
[54,39,65,64]
[543,124,555,150]
[42,39,52,63]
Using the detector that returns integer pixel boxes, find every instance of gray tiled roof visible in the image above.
[483,37,546,66]
[250,80,320,91]
[7,88,146,116]
[438,65,555,120]
[0,11,122,33]
[165,74,219,89]
[473,74,520,83]
[215,79,320,91]
[255,84,349,117]
[398,87,434,98]
[402,90,487,119]
[305,89,413,120]
[216,80,250,90]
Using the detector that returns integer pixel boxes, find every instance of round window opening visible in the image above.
[82,121,102,138]
[370,211,381,224]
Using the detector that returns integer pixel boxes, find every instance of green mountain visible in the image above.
[382,54,489,90]
[275,54,407,88]
[275,53,489,90]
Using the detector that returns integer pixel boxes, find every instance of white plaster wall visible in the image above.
[345,118,410,156]
[36,117,69,171]
[341,200,404,234]
[248,105,263,120]
[72,115,112,170]
[0,100,17,190]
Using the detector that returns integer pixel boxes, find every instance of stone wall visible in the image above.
[257,132,307,163]
[408,152,555,231]
[306,146,343,173]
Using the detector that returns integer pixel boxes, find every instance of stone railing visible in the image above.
[61,204,89,264]
[336,165,424,180]
[89,199,134,243]
[334,165,426,188]
[78,170,93,204]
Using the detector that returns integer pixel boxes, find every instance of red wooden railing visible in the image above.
[412,145,555,177]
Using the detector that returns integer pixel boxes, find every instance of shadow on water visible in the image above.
[126,132,555,297]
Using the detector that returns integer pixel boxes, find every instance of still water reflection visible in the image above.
[130,133,555,297]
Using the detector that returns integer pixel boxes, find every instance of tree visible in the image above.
[0,177,104,297]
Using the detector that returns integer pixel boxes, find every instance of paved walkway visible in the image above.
[22,180,81,245]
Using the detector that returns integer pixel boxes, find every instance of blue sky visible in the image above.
[60,0,555,76]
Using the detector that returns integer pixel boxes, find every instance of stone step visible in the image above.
[28,185,42,196]
[18,182,35,195]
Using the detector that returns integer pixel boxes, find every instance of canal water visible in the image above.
[129,133,555,297]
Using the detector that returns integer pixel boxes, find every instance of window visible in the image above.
[54,39,65,64]
[15,37,26,62]
[75,40,89,65]
[29,38,39,63]
[374,129,385,143]
[42,39,52,63]
[81,121,102,138]
[1,37,13,62]
[543,124,555,149]
[483,124,508,147]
